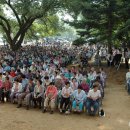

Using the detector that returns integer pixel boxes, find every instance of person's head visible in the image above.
[14,78,19,84]
[78,85,82,92]
[22,74,26,79]
[72,78,76,82]
[49,82,55,87]
[37,79,42,86]
[96,76,100,81]
[44,76,49,81]
[65,81,70,88]
[93,82,99,92]
[91,67,95,72]
[5,76,9,81]
[82,78,86,84]
[29,78,33,83]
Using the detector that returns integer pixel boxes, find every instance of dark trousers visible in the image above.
[33,96,42,108]
[60,96,70,110]
[125,58,129,69]
[0,89,10,102]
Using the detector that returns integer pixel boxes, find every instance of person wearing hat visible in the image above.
[86,82,101,116]
[72,85,86,113]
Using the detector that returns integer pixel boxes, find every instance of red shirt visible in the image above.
[10,71,16,77]
[3,81,11,91]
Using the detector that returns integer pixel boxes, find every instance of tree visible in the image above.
[65,0,122,51]
[0,0,64,51]
[24,15,64,42]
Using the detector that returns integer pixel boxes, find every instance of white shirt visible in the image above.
[126,72,130,82]
[87,89,101,98]
[61,87,73,98]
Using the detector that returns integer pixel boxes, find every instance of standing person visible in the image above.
[59,81,73,114]
[86,82,101,116]
[125,48,130,69]
[43,82,58,114]
[126,69,130,94]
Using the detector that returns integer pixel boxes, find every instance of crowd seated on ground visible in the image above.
[0,45,107,116]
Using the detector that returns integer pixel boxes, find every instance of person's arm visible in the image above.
[87,90,93,100]
[18,84,23,93]
[61,87,65,97]
[37,86,44,97]
[45,86,49,97]
[11,84,15,93]
[80,91,86,102]
[51,87,58,99]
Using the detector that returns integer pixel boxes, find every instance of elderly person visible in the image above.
[86,82,101,116]
[72,85,86,113]
[43,82,58,114]
[80,79,89,94]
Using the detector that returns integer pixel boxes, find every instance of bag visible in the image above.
[99,109,105,117]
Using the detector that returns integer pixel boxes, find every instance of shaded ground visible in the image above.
[0,67,130,130]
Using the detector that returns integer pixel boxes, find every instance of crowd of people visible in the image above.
[0,45,107,116]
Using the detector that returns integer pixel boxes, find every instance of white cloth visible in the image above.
[61,87,73,98]
[87,89,101,98]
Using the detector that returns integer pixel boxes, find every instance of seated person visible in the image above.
[72,85,86,113]
[59,81,73,114]
[10,78,22,103]
[80,79,89,94]
[86,82,101,116]
[25,78,35,110]
[0,73,3,102]
[32,79,44,109]
[43,82,58,114]
[17,78,35,109]
[70,78,78,91]
[2,76,12,102]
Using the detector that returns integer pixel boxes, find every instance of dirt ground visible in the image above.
[0,67,130,130]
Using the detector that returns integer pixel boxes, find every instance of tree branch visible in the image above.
[0,15,11,32]
[5,0,22,26]
[0,22,12,43]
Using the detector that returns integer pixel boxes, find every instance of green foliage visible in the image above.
[65,0,130,50]
[73,37,85,46]
[0,0,67,50]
